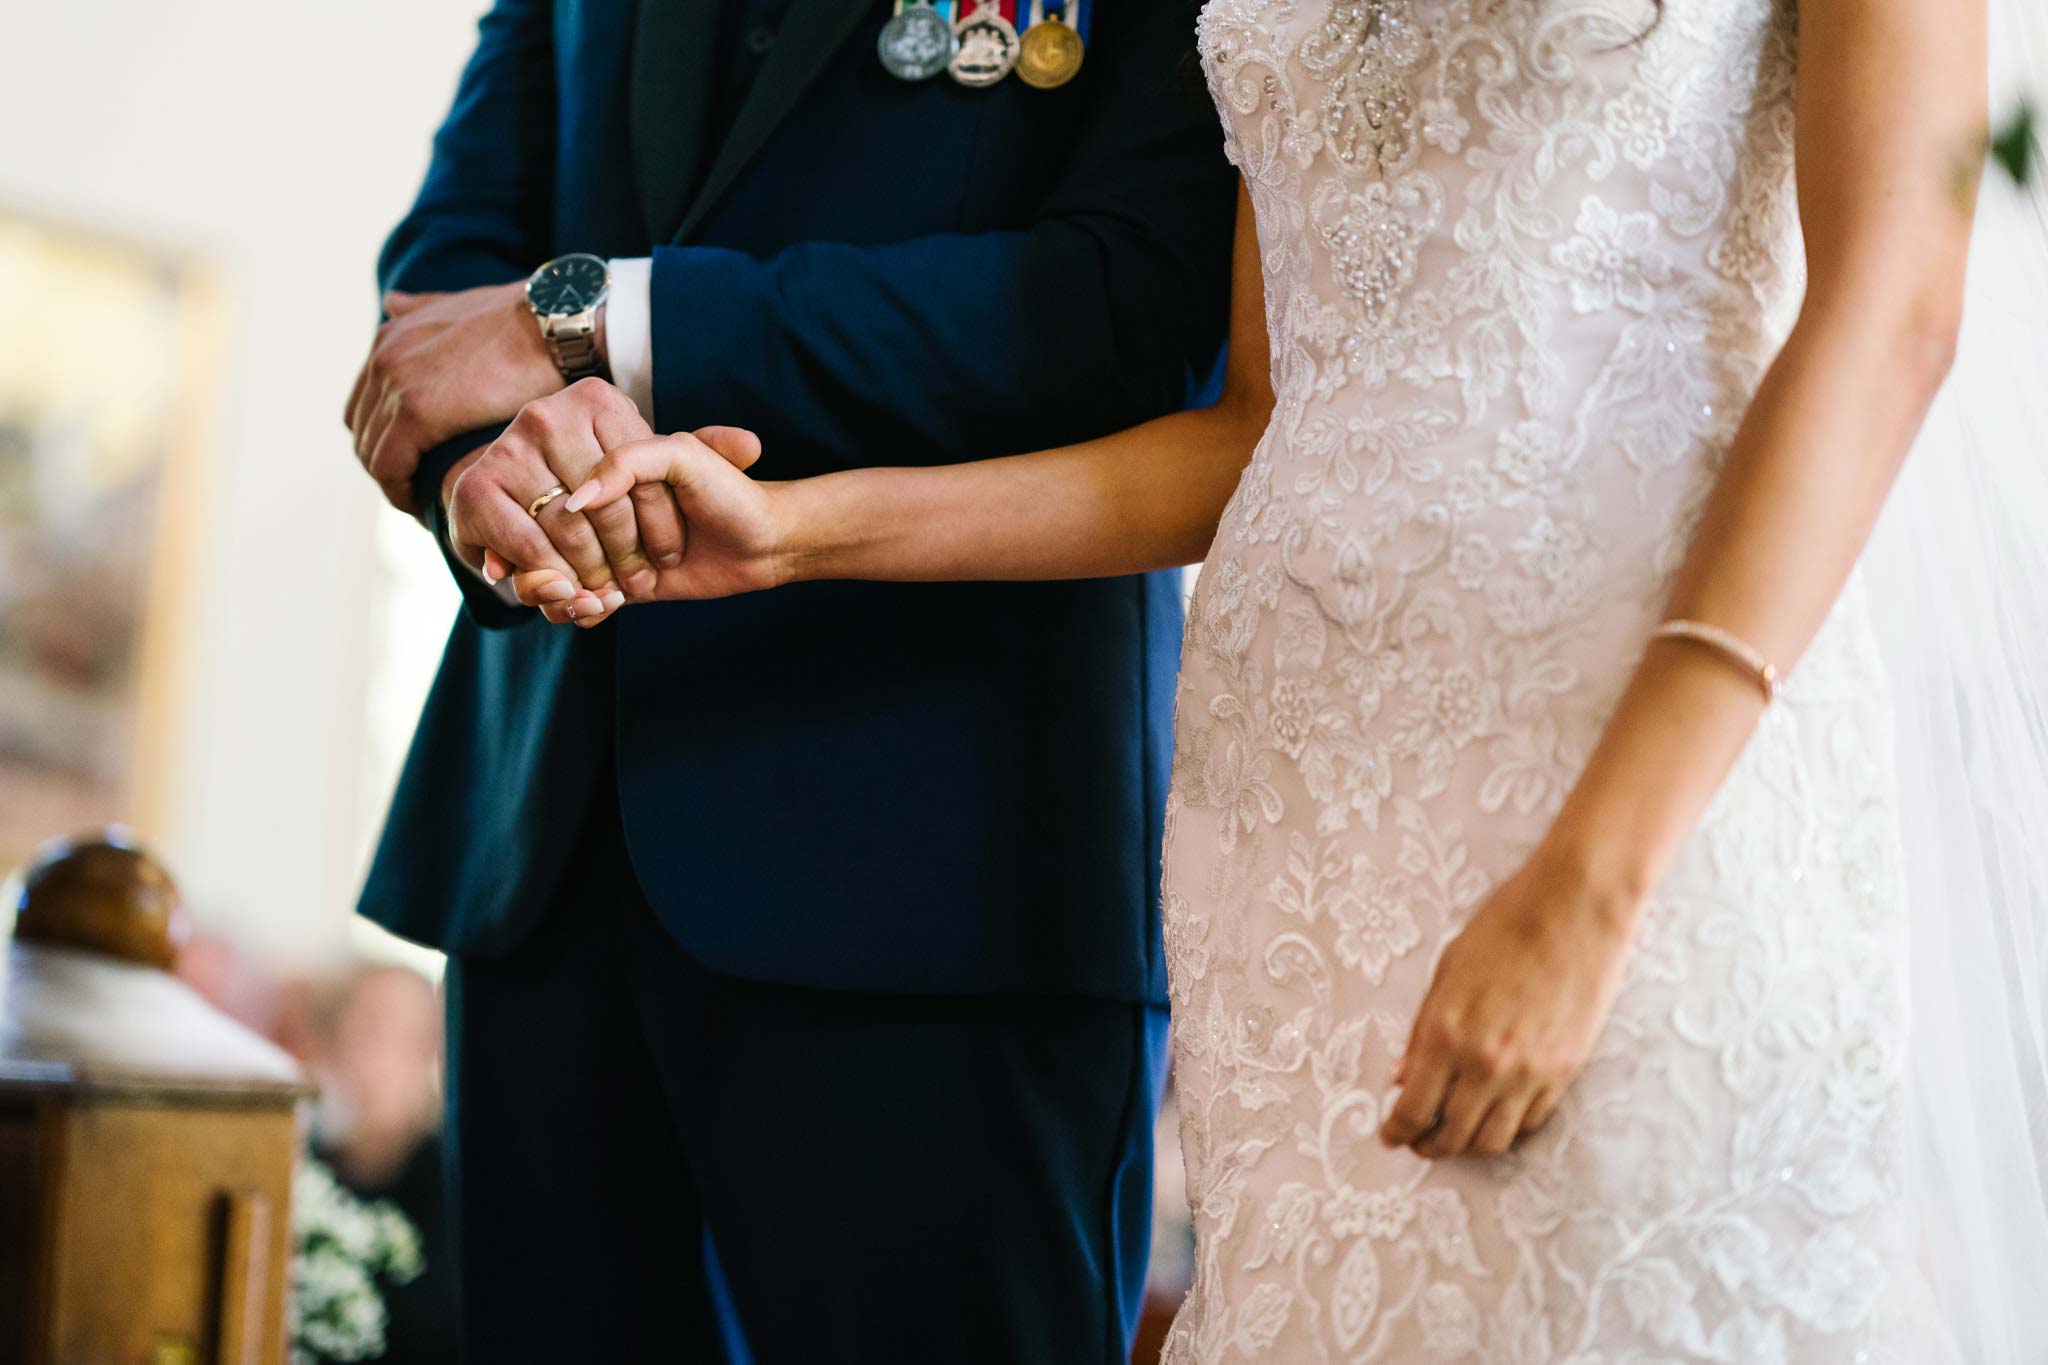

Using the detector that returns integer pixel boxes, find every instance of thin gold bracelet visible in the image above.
[1649,619,1777,704]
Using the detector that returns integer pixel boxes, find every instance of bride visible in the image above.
[497,0,2046,1357]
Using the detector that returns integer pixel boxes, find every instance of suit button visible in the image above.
[745,26,776,55]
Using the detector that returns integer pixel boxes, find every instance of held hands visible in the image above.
[447,378,778,626]
[499,424,786,620]
[1378,844,1641,1159]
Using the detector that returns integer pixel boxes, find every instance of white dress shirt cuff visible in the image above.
[605,256,655,424]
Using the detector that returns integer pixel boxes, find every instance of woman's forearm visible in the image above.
[774,182,1273,587]
[1547,309,1958,903]
[1535,0,1983,910]
[774,399,1264,584]
[1550,299,1970,912]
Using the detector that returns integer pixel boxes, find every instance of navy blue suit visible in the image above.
[357,0,1233,1356]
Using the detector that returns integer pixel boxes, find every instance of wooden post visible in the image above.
[0,1065,307,1365]
[215,1189,271,1365]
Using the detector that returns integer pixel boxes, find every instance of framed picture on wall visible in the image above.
[0,208,218,870]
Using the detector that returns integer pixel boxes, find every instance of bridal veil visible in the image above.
[1863,0,2048,1355]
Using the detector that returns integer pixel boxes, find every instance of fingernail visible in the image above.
[564,482,597,513]
[602,590,625,611]
[624,570,655,596]
[484,561,503,583]
[655,552,682,569]
[536,580,575,603]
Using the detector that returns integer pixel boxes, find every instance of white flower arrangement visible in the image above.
[288,1156,424,1364]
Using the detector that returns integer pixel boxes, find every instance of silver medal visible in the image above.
[949,0,1020,87]
[878,3,957,82]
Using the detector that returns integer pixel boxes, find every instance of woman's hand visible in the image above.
[450,378,687,626]
[494,426,781,620]
[1378,844,1642,1159]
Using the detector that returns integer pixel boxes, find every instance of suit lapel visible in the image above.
[629,0,723,245]
[670,0,874,242]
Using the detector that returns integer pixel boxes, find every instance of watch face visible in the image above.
[527,253,609,317]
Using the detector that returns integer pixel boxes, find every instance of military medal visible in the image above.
[949,0,1020,87]
[878,0,958,82]
[1016,0,1084,89]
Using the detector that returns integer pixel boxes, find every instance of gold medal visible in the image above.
[1016,16,1084,88]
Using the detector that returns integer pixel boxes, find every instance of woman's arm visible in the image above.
[508,181,1272,616]
[778,179,1269,581]
[1541,0,1986,900]
[1376,0,1986,1160]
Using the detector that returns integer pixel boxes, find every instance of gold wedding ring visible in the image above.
[527,485,570,518]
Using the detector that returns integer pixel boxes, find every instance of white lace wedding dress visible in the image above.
[1160,0,1954,1358]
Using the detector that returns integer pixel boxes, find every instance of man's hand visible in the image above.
[345,282,563,514]
[498,427,778,620]
[448,379,687,626]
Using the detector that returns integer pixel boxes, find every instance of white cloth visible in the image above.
[605,255,655,423]
[1863,0,2048,1355]
[1161,0,1964,1359]
[0,941,301,1083]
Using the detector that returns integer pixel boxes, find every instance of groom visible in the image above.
[347,0,1234,1359]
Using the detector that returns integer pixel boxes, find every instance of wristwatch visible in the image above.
[525,252,612,383]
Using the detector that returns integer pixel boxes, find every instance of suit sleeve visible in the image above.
[646,2,1237,476]
[377,0,558,628]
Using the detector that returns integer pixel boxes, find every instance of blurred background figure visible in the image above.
[174,928,285,1038]
[278,961,456,1365]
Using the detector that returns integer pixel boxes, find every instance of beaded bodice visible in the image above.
[1194,0,1805,702]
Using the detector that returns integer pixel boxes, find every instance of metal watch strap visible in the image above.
[541,309,609,383]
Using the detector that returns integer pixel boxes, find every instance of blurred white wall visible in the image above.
[0,0,486,966]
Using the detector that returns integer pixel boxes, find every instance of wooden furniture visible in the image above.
[1,833,308,1365]
[0,1060,306,1365]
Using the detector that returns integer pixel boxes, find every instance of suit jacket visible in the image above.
[357,0,1236,1003]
